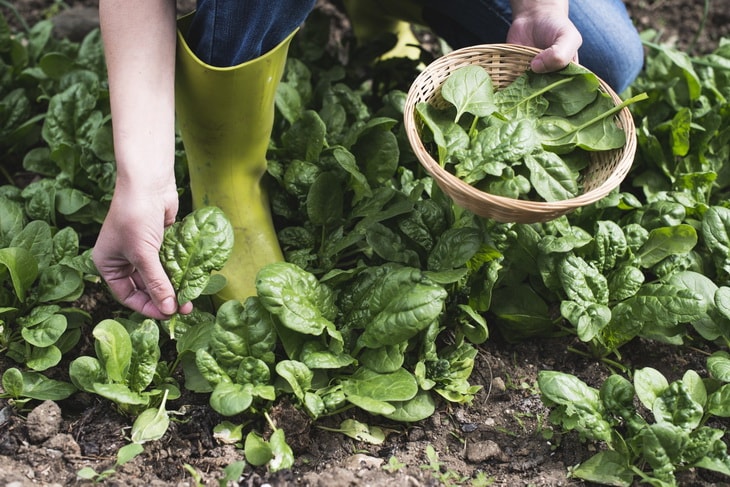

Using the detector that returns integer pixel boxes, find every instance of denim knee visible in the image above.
[421,0,645,93]
[569,0,645,93]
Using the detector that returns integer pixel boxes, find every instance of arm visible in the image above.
[93,0,192,318]
[508,0,583,72]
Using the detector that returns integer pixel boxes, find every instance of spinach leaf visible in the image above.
[211,298,277,372]
[528,64,601,117]
[635,224,697,268]
[493,72,549,119]
[440,64,497,122]
[1,367,76,404]
[524,150,579,200]
[160,206,234,304]
[701,206,730,278]
[456,118,539,184]
[537,370,612,442]
[341,367,418,415]
[559,254,609,306]
[569,450,634,487]
[0,247,37,302]
[347,266,447,351]
[415,101,469,166]
[613,283,707,327]
[256,261,337,336]
[537,92,646,153]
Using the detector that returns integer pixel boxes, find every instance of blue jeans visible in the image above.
[185,0,643,92]
[421,0,644,93]
[184,0,316,67]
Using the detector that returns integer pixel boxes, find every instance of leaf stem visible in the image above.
[0,164,13,186]
[571,92,649,134]
[468,115,480,139]
[566,345,592,358]
[264,410,277,431]
[503,76,574,115]
[600,357,628,374]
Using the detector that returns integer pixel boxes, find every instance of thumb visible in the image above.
[135,254,178,316]
[531,45,573,73]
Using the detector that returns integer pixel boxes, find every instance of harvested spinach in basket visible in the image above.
[416,64,647,201]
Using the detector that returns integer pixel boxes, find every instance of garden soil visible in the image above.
[1,1,729,486]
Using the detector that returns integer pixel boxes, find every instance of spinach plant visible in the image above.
[0,209,93,372]
[69,318,178,416]
[77,396,168,483]
[539,353,730,486]
[1,366,76,407]
[243,412,294,472]
[486,214,713,360]
[191,298,277,417]
[68,205,235,423]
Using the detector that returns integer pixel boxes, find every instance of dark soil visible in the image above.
[1,1,728,486]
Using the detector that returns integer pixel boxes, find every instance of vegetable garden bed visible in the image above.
[1,1,730,486]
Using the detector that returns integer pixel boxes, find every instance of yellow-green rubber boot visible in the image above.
[175,16,292,304]
[343,0,423,60]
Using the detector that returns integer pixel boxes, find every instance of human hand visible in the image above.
[507,0,583,73]
[93,181,193,319]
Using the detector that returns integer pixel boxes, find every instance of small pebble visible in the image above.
[465,439,507,463]
[491,377,507,393]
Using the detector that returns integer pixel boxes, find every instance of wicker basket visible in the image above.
[403,44,637,223]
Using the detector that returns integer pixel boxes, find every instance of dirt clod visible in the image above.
[25,400,63,444]
[464,439,507,463]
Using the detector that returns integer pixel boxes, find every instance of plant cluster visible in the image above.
[0,7,729,486]
[540,352,730,486]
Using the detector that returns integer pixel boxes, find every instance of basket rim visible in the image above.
[403,43,637,221]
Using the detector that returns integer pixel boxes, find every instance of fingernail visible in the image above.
[161,297,176,315]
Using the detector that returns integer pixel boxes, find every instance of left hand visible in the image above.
[507,0,582,73]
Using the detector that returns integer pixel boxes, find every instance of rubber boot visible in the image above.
[175,14,292,304]
[343,0,424,60]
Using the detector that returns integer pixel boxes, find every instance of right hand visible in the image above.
[92,180,193,319]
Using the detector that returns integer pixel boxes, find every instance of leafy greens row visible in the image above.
[1,9,730,482]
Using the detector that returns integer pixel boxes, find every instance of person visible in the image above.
[92,0,644,319]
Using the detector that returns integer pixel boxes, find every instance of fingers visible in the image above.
[133,255,193,316]
[110,274,171,320]
[93,238,192,320]
[104,266,192,320]
[530,28,582,73]
[97,262,173,320]
[507,11,582,74]
[531,43,579,73]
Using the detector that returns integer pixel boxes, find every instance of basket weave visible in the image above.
[404,44,637,223]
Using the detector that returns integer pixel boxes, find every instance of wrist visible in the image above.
[112,131,177,192]
[113,162,178,200]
